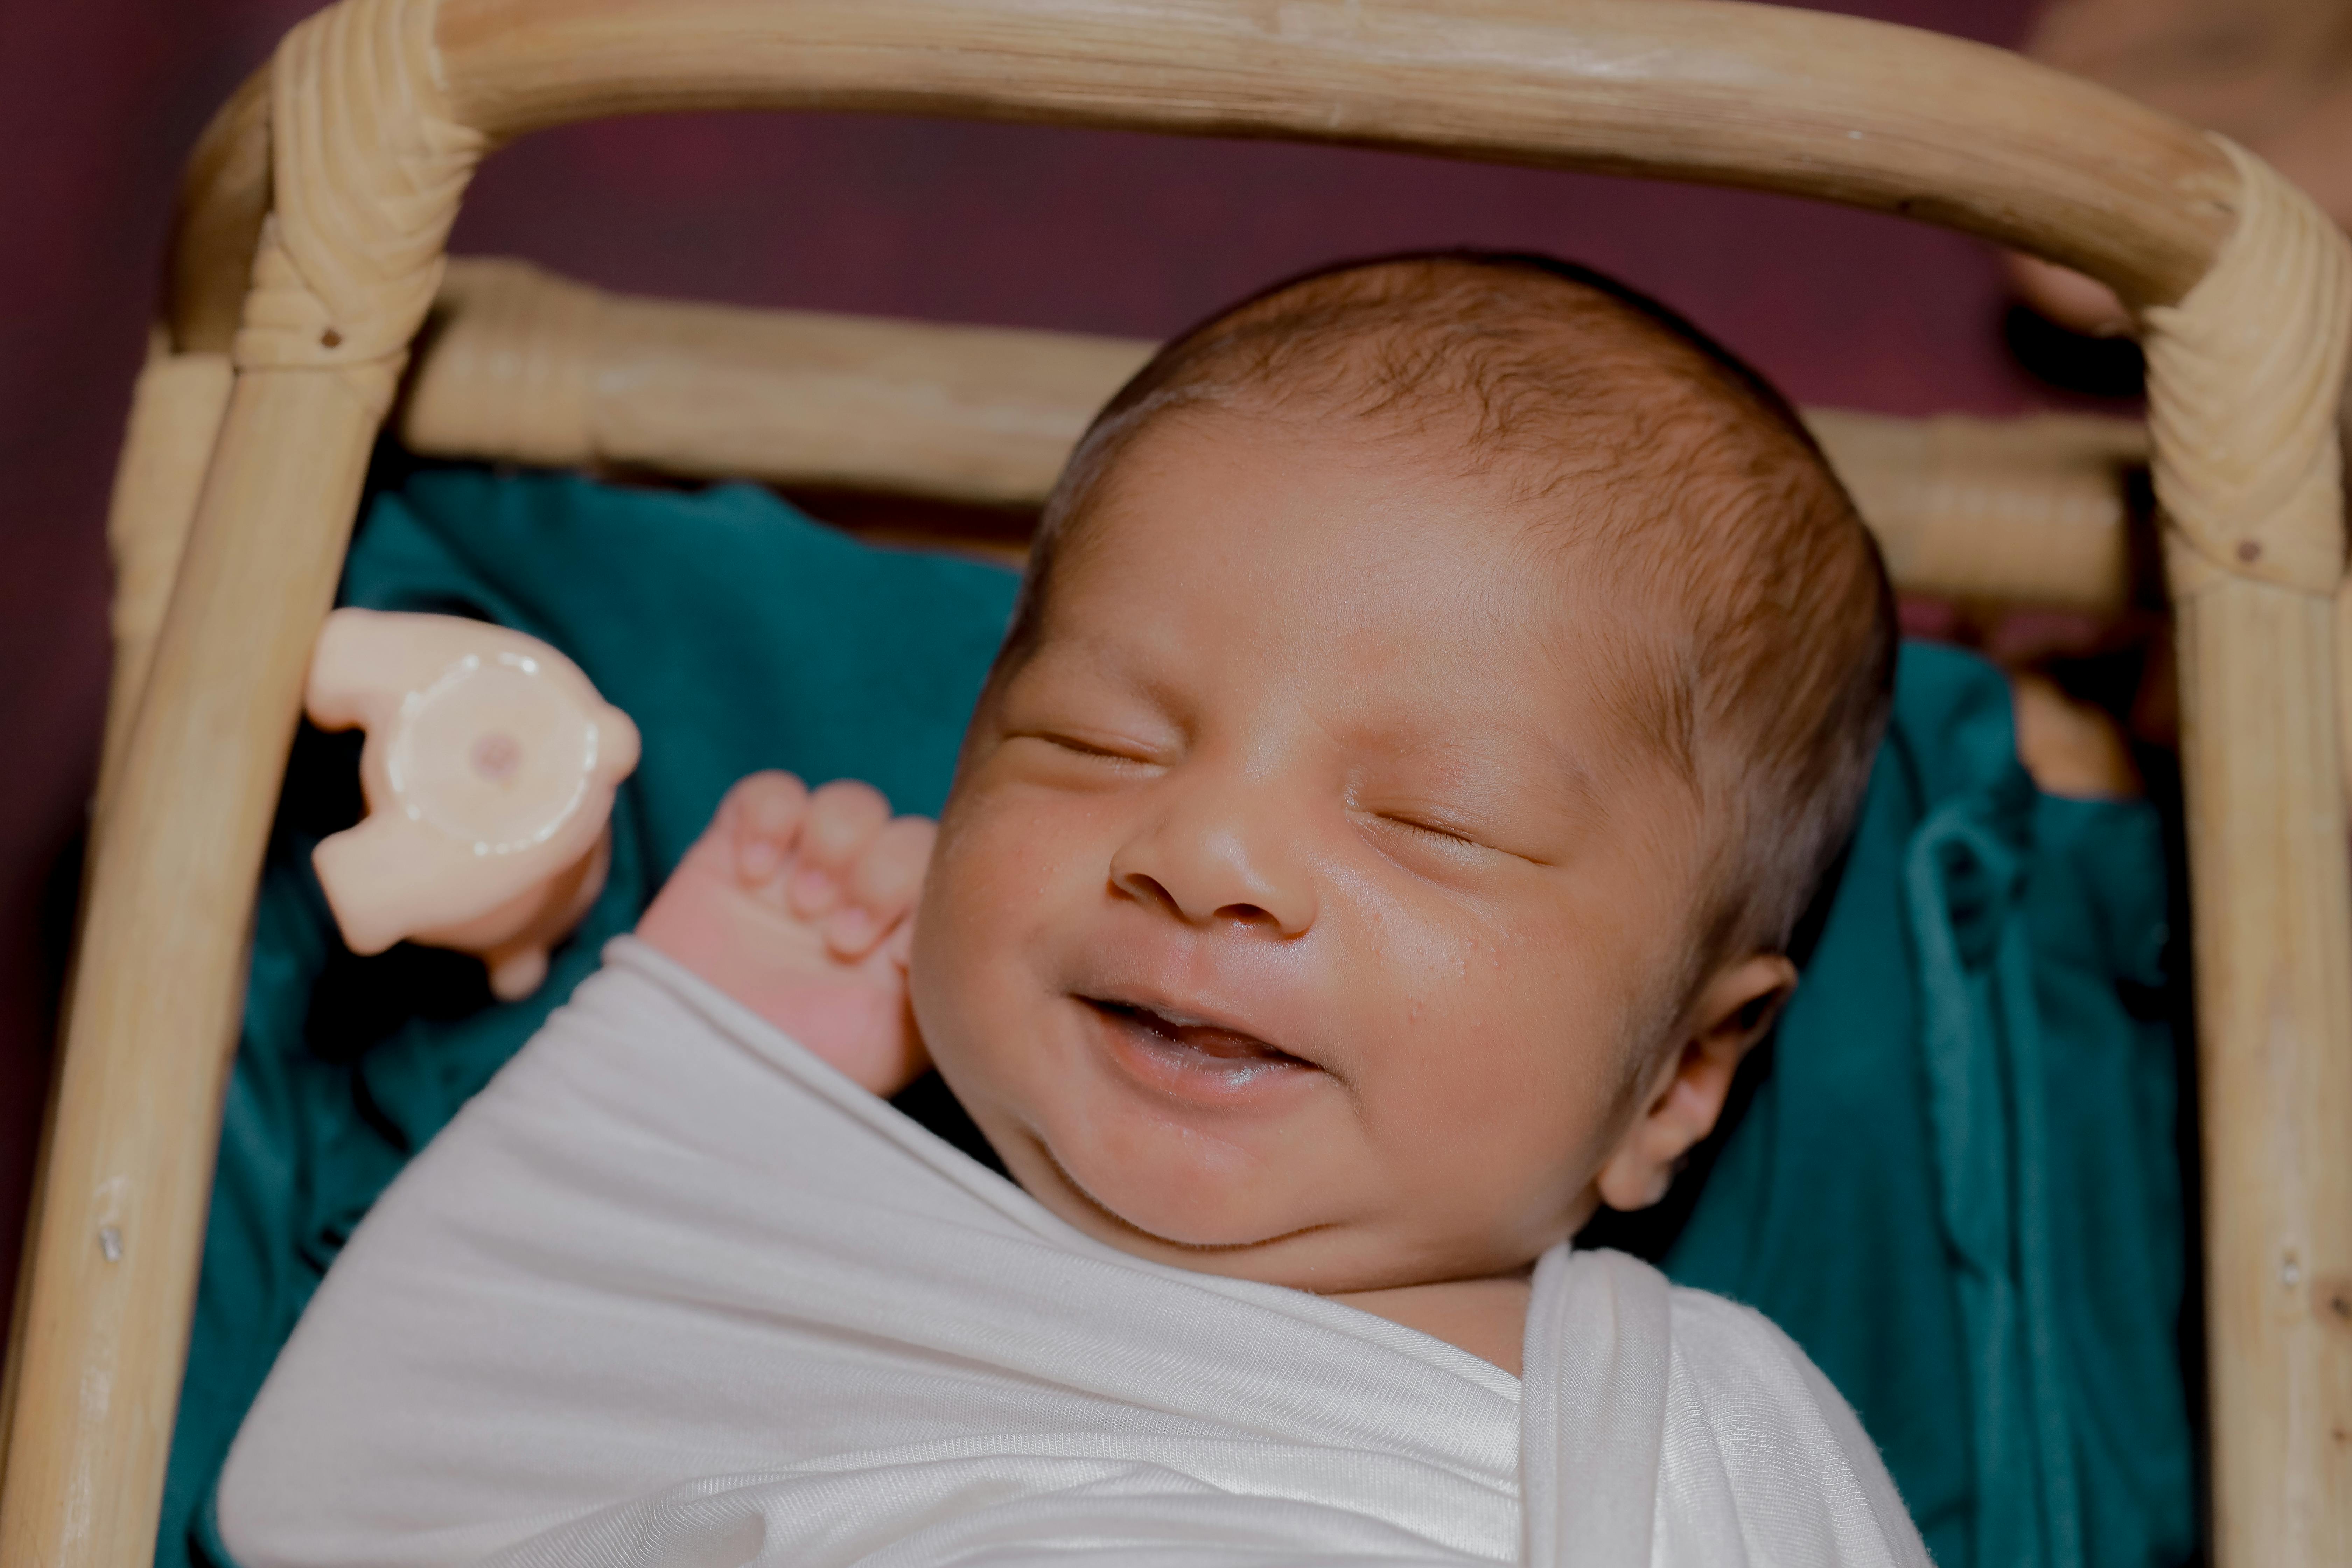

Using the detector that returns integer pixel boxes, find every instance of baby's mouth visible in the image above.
[1081,997,1317,1091]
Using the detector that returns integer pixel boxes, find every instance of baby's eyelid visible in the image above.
[1359,807,1553,869]
[1009,727,1164,765]
[1382,812,1476,845]
[1361,808,1492,854]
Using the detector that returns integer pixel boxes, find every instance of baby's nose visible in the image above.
[1109,819,1314,937]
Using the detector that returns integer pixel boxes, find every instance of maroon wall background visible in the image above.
[2,0,2076,1349]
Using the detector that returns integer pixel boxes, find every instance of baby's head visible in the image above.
[911,254,1892,1294]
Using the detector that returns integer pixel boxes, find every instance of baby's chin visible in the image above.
[1014,1119,1314,1252]
[1000,1123,1503,1295]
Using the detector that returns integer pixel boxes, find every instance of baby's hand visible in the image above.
[637,772,934,1096]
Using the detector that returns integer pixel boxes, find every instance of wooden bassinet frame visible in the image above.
[397,256,2156,611]
[5,2,2349,1563]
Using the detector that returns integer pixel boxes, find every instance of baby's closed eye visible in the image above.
[1354,806,1527,877]
[999,728,1172,795]
[1367,809,1485,848]
[1347,769,1572,871]
[1010,728,1162,765]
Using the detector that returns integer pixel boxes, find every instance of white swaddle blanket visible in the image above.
[219,939,1927,1568]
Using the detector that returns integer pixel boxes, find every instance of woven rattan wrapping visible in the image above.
[232,0,485,411]
[2145,136,2352,599]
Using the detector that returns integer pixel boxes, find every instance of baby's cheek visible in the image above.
[908,818,1009,1055]
[910,791,1088,1052]
[1375,915,1639,1168]
[938,775,1094,896]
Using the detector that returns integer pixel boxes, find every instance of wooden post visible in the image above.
[2140,138,2352,1565]
[2172,581,2352,1563]
[0,369,382,1566]
[96,347,239,811]
[0,341,234,1496]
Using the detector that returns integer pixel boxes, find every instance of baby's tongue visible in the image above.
[1167,1022,1279,1060]
[1123,1004,1287,1063]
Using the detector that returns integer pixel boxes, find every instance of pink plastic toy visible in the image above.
[303,609,642,1000]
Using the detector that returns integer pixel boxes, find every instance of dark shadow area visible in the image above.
[2137,737,2210,1566]
[890,1071,1009,1178]
[2001,301,2146,402]
[34,827,84,1046]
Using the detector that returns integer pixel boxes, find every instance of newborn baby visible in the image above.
[221,255,1923,1566]
[642,250,1888,1370]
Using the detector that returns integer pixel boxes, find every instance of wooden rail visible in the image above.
[401,257,2149,612]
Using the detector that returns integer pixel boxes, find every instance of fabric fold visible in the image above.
[1521,1247,1668,1565]
[218,940,1926,1568]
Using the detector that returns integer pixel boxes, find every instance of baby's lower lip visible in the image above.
[1081,998,1317,1101]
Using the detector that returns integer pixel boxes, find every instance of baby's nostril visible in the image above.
[1115,869,1180,914]
[1112,861,1292,931]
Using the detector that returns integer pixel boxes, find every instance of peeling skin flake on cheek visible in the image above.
[910,412,1715,1299]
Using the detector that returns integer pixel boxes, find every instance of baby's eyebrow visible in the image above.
[1014,626,1192,716]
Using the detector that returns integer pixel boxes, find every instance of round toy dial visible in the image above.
[387,652,605,855]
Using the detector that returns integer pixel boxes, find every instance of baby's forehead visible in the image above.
[1068,386,1721,652]
[1040,434,1695,764]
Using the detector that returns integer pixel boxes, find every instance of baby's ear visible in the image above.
[1595,953,1796,1212]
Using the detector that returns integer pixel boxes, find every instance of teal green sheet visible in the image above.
[166,463,2190,1568]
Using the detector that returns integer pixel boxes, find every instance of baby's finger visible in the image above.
[824,817,936,959]
[788,780,891,918]
[852,818,936,914]
[723,771,808,884]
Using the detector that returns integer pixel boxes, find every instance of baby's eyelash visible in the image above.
[1015,730,1154,764]
[1374,813,1482,849]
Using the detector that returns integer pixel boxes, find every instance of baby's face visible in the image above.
[912,411,1714,1294]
